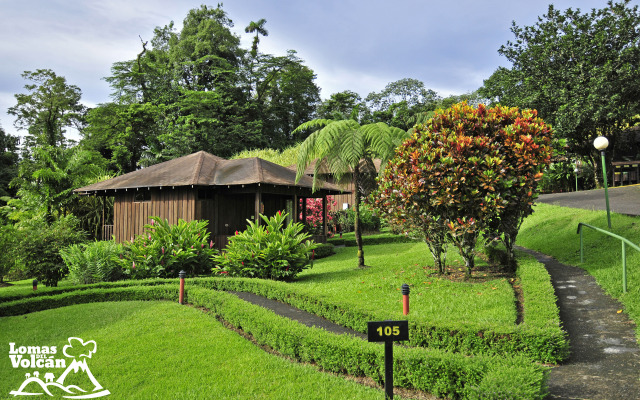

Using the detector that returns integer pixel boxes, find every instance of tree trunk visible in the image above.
[353,167,366,268]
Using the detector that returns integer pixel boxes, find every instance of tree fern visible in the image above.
[292,117,409,268]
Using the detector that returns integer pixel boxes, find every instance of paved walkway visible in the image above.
[517,247,640,400]
[537,185,640,216]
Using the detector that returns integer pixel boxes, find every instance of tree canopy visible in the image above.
[293,118,407,268]
[8,69,86,149]
[83,5,320,172]
[480,0,640,161]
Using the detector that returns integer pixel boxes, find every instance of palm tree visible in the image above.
[245,19,268,58]
[293,118,407,268]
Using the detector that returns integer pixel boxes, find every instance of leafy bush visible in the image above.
[60,241,125,284]
[16,216,87,287]
[330,204,380,233]
[119,217,217,279]
[299,196,336,235]
[312,243,335,259]
[373,102,553,276]
[0,225,18,282]
[214,212,318,280]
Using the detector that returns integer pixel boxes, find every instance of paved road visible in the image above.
[537,185,640,216]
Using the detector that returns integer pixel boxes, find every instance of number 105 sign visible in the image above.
[367,320,409,342]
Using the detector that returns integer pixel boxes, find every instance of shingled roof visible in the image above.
[75,151,345,194]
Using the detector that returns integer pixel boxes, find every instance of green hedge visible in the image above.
[0,278,176,304]
[0,285,179,316]
[328,234,416,247]
[186,287,549,400]
[189,257,568,364]
[0,284,549,399]
[312,243,336,259]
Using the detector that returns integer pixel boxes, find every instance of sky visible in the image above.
[0,0,626,141]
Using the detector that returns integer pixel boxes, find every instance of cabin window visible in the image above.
[134,191,151,202]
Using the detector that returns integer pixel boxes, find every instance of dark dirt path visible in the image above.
[517,247,640,399]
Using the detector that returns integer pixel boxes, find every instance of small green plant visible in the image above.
[214,212,318,280]
[331,205,380,234]
[119,217,217,279]
[60,241,125,284]
[17,216,87,287]
[0,225,18,283]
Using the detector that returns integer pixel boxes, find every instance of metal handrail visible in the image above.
[577,222,640,293]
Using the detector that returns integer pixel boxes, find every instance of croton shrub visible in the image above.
[372,102,553,276]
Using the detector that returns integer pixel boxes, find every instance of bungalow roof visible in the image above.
[75,151,346,195]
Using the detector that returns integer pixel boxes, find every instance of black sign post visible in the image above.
[367,320,409,399]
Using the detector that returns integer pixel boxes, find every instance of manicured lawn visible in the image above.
[295,241,516,329]
[0,226,565,399]
[0,301,392,400]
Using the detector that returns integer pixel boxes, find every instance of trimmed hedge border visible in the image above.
[188,253,568,364]
[0,278,175,304]
[0,284,549,399]
[1,251,567,363]
[327,234,416,247]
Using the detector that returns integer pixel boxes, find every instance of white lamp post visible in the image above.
[594,136,611,228]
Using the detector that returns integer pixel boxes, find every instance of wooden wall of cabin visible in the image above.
[321,175,355,212]
[215,193,255,236]
[113,188,196,242]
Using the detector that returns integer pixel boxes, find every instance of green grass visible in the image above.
[295,242,516,329]
[0,301,391,400]
[518,202,640,337]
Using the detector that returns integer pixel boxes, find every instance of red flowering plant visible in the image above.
[213,211,318,280]
[371,102,553,277]
[298,196,336,235]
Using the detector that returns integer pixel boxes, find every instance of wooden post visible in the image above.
[293,194,298,223]
[302,197,307,227]
[255,189,262,226]
[322,195,327,237]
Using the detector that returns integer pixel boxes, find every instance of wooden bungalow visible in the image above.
[74,151,346,249]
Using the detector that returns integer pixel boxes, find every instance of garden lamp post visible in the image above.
[594,136,612,229]
[574,159,582,192]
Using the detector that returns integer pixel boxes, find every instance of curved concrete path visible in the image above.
[518,247,640,399]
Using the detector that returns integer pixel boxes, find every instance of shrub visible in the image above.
[16,216,87,287]
[214,212,318,280]
[60,241,125,284]
[119,217,217,279]
[373,102,553,276]
[0,225,18,282]
[312,243,335,259]
[299,196,336,235]
[331,204,380,233]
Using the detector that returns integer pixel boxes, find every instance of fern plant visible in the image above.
[292,117,407,268]
[61,241,124,284]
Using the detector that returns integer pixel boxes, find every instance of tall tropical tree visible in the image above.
[245,18,268,58]
[8,69,85,149]
[293,118,407,268]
